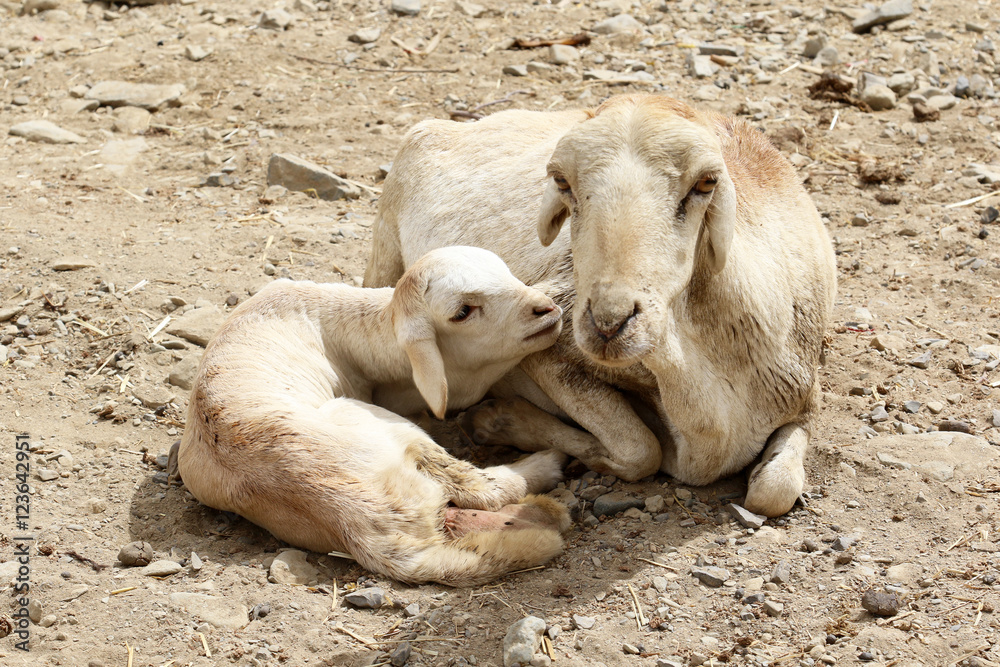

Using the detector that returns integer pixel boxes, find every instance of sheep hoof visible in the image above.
[509,450,567,494]
[743,456,805,517]
[460,398,516,446]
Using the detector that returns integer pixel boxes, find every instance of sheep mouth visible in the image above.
[575,324,652,367]
[524,316,562,342]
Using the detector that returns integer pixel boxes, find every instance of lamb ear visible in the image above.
[391,266,449,419]
[704,169,737,274]
[537,180,570,247]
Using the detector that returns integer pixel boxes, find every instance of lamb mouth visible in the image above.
[524,317,561,342]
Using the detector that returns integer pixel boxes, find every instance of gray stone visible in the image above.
[909,351,932,368]
[184,44,212,62]
[592,14,643,34]
[51,256,95,271]
[831,535,858,551]
[763,600,784,617]
[10,120,86,144]
[726,503,766,529]
[404,603,420,617]
[132,385,174,409]
[165,306,226,347]
[861,84,897,111]
[456,1,486,17]
[852,0,913,33]
[644,494,666,514]
[870,406,890,422]
[903,401,921,414]
[886,562,922,583]
[190,552,203,571]
[692,566,730,587]
[877,452,912,470]
[549,44,579,65]
[593,491,643,517]
[118,541,153,567]
[572,614,596,629]
[28,599,43,623]
[992,409,1000,428]
[267,153,361,201]
[698,43,744,57]
[168,355,202,390]
[503,616,546,667]
[813,46,839,68]
[37,469,59,481]
[502,64,528,77]
[926,94,958,110]
[112,106,152,134]
[803,35,827,58]
[259,9,292,30]
[169,592,248,630]
[686,53,717,78]
[861,589,900,616]
[85,80,186,111]
[142,560,183,577]
[391,0,421,16]
[888,72,916,94]
[770,560,792,584]
[344,587,386,609]
[390,642,412,667]
[269,549,321,585]
[349,27,381,44]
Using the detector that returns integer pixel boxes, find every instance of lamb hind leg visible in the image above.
[743,423,809,517]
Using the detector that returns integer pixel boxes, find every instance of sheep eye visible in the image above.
[450,305,476,322]
[693,175,718,194]
[553,176,572,193]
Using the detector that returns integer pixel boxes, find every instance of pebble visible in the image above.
[770,560,792,584]
[813,47,839,68]
[861,84,897,111]
[592,14,643,35]
[118,541,153,567]
[249,602,271,620]
[803,35,826,58]
[909,351,932,369]
[937,420,972,434]
[763,600,784,617]
[28,599,43,623]
[85,80,186,112]
[503,616,546,667]
[164,306,226,347]
[132,385,174,410]
[686,53,717,79]
[404,602,420,617]
[572,614,596,629]
[168,592,248,630]
[502,64,529,77]
[267,153,361,201]
[725,503,766,529]
[456,1,486,17]
[344,587,386,609]
[861,589,900,616]
[852,0,913,33]
[391,0,421,16]
[112,107,152,134]
[692,566,730,587]
[623,643,640,654]
[349,27,381,44]
[259,9,293,30]
[142,560,183,577]
[870,406,889,422]
[51,256,96,271]
[168,355,201,390]
[644,495,666,514]
[9,120,86,144]
[926,401,944,414]
[190,552,203,571]
[549,44,579,65]
[831,535,857,551]
[593,491,644,517]
[903,401,921,413]
[184,45,212,62]
[37,468,59,481]
[390,642,412,667]
[268,549,321,585]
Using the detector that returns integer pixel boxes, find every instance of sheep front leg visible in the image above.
[464,353,662,481]
[743,423,809,517]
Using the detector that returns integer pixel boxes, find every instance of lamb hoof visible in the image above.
[743,457,804,518]
[460,398,515,446]
[509,450,567,494]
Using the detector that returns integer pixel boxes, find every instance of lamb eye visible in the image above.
[450,305,475,322]
[693,175,718,194]
[553,176,571,192]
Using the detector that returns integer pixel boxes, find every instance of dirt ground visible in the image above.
[1,0,1000,666]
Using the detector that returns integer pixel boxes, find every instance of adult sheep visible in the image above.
[365,94,837,517]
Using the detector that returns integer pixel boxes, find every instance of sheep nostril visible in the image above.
[588,303,638,342]
[533,303,556,316]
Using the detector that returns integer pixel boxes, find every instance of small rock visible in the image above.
[992,410,1000,428]
[592,14,643,34]
[937,420,972,434]
[813,46,839,68]
[39,615,57,628]
[692,566,730,588]
[726,503,766,529]
[112,106,152,134]
[28,599,43,624]
[593,491,644,517]
[184,44,212,62]
[269,549,321,585]
[37,469,59,481]
[926,94,958,111]
[861,589,900,616]
[9,120,86,144]
[142,560,183,577]
[259,9,293,30]
[52,256,96,271]
[502,64,528,77]
[831,535,857,551]
[852,0,913,33]
[85,80,186,112]
[803,35,827,58]
[870,406,890,422]
[871,334,907,353]
[770,560,792,584]
[763,600,784,617]
[169,592,248,630]
[391,0,421,16]
[132,385,174,410]
[912,101,940,122]
[549,44,579,65]
[267,153,361,201]
[118,541,154,567]
[202,173,236,188]
[572,614,596,630]
[623,643,641,654]
[698,43,744,57]
[909,351,932,369]
[503,616,546,667]
[168,355,202,391]
[644,495,666,514]
[391,642,412,667]
[926,401,944,414]
[686,53,717,79]
[904,401,921,414]
[165,306,226,347]
[404,603,420,617]
[343,587,386,609]
[349,27,381,44]
[861,84,897,111]
[249,602,271,620]
[455,1,486,17]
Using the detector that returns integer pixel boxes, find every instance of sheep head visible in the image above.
[538,95,737,367]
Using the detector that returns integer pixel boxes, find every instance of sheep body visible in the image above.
[365,95,836,516]
[176,247,569,586]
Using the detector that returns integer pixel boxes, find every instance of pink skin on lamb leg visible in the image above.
[443,502,565,539]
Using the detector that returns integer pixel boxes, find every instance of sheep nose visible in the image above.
[533,302,557,317]
[586,289,639,341]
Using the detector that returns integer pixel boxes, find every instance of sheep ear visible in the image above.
[403,337,448,420]
[705,170,737,274]
[537,180,569,247]
[392,266,449,419]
